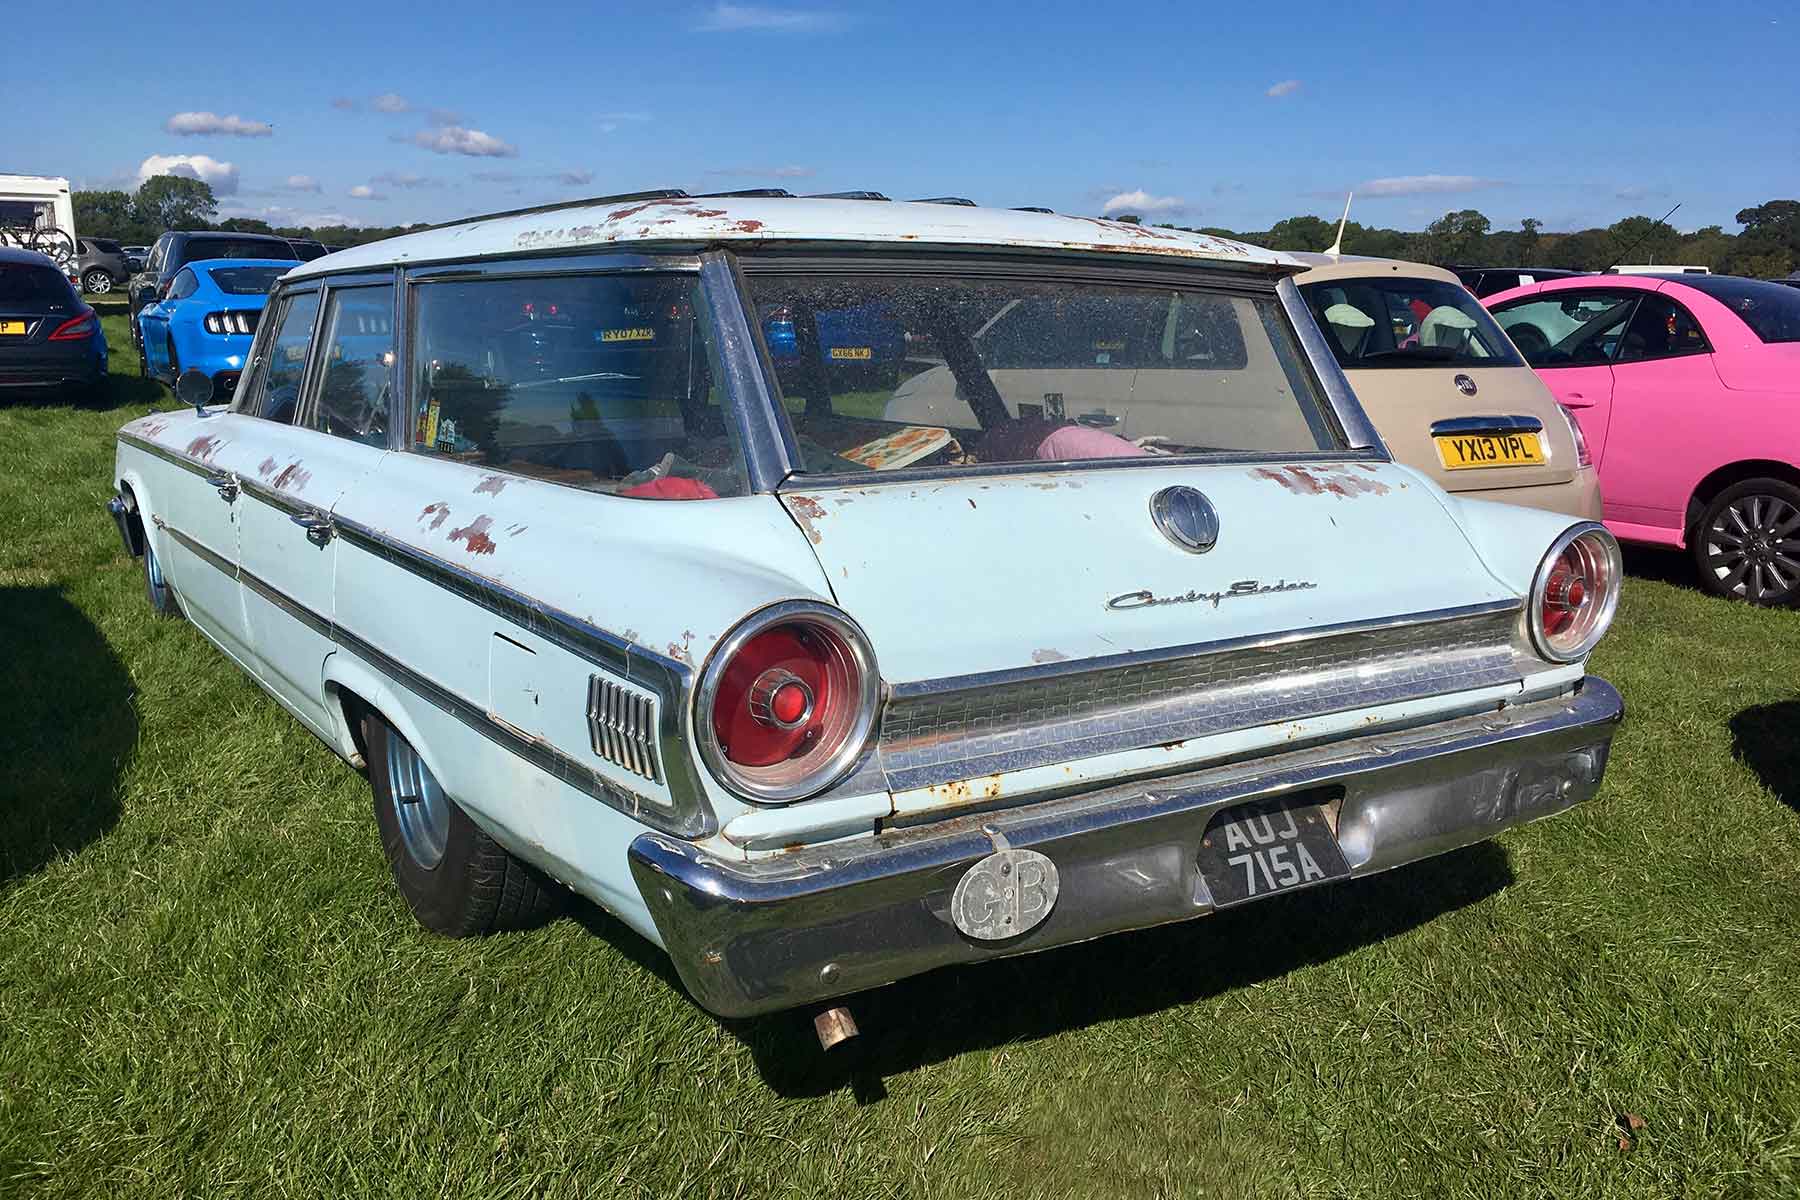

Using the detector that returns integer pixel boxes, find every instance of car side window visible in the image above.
[408,273,747,498]
[254,292,321,425]
[305,285,395,447]
[1493,291,1639,366]
[1616,294,1711,363]
[147,237,168,276]
[168,269,198,301]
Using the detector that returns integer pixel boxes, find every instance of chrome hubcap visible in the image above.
[386,732,449,869]
[89,275,111,293]
[1705,494,1800,602]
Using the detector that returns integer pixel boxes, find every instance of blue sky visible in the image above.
[10,0,1796,234]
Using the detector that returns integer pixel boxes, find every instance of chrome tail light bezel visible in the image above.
[695,600,881,804]
[1528,522,1622,663]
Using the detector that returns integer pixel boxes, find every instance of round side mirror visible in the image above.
[176,368,215,411]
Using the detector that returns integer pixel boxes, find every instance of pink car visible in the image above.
[1486,274,1800,604]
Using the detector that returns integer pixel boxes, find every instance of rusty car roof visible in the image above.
[287,195,1300,277]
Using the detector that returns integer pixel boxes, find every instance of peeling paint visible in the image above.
[447,514,498,555]
[257,457,277,478]
[270,462,311,492]
[185,435,223,461]
[786,495,828,545]
[419,502,451,531]
[1250,464,1390,499]
[474,474,508,496]
[1031,648,1069,664]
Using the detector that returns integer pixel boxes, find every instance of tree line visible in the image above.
[75,176,1800,278]
[1147,202,1800,278]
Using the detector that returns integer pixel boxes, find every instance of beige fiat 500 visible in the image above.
[1291,255,1600,518]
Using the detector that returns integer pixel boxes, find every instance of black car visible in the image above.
[76,237,131,295]
[1451,266,1583,298]
[129,230,298,346]
[0,247,108,393]
[286,237,330,261]
[122,245,150,272]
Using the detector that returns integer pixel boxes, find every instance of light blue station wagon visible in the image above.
[109,191,1624,1025]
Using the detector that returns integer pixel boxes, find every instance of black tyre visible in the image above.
[1692,477,1800,606]
[165,333,179,385]
[364,712,560,935]
[142,530,179,618]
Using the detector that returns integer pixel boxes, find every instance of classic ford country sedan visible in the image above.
[108,192,1624,1021]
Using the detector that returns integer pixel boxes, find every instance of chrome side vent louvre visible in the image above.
[587,674,660,783]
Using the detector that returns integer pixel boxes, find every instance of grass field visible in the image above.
[3,310,1800,1197]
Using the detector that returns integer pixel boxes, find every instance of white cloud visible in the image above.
[1356,174,1506,197]
[164,111,274,137]
[373,171,440,189]
[693,3,849,32]
[409,125,518,158]
[137,153,240,195]
[348,185,388,200]
[371,93,411,113]
[1266,79,1302,98]
[284,175,322,193]
[1102,189,1186,216]
[218,201,368,228]
[1615,184,1670,203]
[705,164,816,179]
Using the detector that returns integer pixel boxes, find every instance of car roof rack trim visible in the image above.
[806,191,891,201]
[422,189,691,232]
[694,188,795,198]
[913,197,977,206]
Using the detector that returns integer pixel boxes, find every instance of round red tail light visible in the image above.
[1529,523,1621,662]
[698,602,880,802]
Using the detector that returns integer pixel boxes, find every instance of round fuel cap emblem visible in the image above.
[1149,485,1219,554]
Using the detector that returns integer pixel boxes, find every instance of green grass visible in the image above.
[3,319,1800,1197]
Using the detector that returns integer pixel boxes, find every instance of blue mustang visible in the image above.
[137,259,293,395]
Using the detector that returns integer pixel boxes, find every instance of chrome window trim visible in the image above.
[1276,274,1388,455]
[298,275,399,438]
[700,250,798,491]
[397,251,699,282]
[774,447,1387,492]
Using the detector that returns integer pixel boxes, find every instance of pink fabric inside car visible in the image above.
[1034,424,1150,460]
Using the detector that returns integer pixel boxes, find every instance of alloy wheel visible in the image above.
[1702,492,1800,604]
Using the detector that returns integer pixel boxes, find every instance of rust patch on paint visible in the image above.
[271,462,311,492]
[474,474,508,496]
[257,457,277,478]
[787,496,828,544]
[1031,648,1069,664]
[728,218,765,233]
[447,515,497,555]
[419,502,450,530]
[1250,465,1389,499]
[185,435,222,461]
[925,774,1006,807]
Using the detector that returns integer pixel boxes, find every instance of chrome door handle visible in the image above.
[1076,410,1120,428]
[206,473,239,502]
[289,511,336,546]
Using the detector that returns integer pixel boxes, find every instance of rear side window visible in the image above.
[242,292,321,424]
[0,263,72,306]
[183,239,298,264]
[409,274,745,498]
[1671,276,1800,344]
[1299,276,1523,369]
[308,286,394,446]
[1617,294,1710,362]
[167,268,199,300]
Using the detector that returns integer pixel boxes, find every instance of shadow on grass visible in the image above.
[0,586,136,884]
[1730,700,1800,814]
[729,841,1513,1099]
[1622,543,1702,596]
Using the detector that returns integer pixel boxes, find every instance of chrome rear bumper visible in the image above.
[629,677,1623,1018]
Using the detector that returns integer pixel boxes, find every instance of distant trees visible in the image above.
[1152,199,1798,277]
[73,177,217,243]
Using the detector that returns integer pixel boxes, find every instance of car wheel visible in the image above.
[142,532,179,618]
[83,270,113,295]
[164,333,179,386]
[1692,478,1800,606]
[364,711,561,935]
[1508,323,1550,355]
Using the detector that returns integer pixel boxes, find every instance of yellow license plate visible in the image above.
[830,346,872,360]
[0,320,25,335]
[602,327,655,343]
[1434,431,1545,470]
